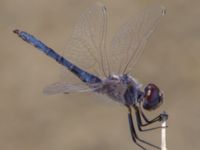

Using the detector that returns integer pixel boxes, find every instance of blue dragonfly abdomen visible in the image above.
[13,29,101,84]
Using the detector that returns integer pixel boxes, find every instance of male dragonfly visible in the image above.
[14,3,167,150]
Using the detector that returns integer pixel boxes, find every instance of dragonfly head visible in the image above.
[142,83,163,111]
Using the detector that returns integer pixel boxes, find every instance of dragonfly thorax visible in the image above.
[99,74,142,105]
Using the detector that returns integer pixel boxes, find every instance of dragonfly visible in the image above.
[14,3,167,150]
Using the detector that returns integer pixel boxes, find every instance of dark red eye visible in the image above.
[143,83,163,110]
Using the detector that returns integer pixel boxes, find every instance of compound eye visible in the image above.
[146,89,151,97]
[143,83,163,110]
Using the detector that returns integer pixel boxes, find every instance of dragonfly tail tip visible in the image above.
[13,29,20,35]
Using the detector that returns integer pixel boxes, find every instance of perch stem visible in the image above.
[161,111,168,150]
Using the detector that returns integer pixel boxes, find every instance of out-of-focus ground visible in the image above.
[1,0,200,150]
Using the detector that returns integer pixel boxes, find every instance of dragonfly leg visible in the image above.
[127,106,161,150]
[140,108,161,124]
[134,107,167,132]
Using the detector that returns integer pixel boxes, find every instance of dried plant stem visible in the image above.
[161,112,168,150]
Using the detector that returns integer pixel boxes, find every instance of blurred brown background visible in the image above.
[1,0,200,150]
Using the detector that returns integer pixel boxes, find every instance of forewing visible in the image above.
[110,4,166,74]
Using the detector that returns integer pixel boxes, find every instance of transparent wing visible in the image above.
[44,3,165,95]
[62,2,109,78]
[43,82,102,95]
[110,4,166,74]
[44,3,109,94]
